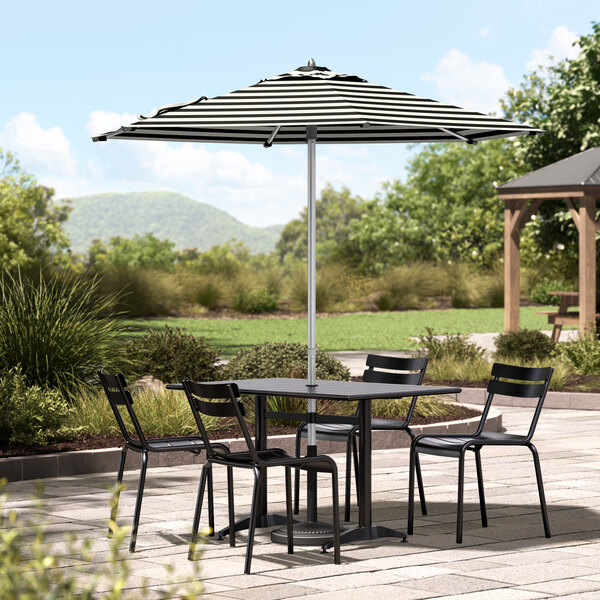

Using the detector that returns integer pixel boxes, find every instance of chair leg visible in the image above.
[227,466,235,547]
[130,450,148,553]
[285,466,294,555]
[456,452,465,544]
[352,432,360,509]
[331,469,341,565]
[189,463,208,560]
[529,443,551,538]
[407,447,416,535]
[207,464,215,536]
[414,452,428,516]
[109,446,128,536]
[474,449,487,528]
[293,429,302,515]
[244,466,261,574]
[344,434,353,522]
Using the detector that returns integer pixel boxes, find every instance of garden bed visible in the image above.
[0,405,479,458]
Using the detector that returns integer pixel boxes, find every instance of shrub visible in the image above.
[494,329,555,362]
[0,271,125,396]
[286,264,351,312]
[425,354,491,384]
[372,264,449,311]
[69,386,219,436]
[231,288,279,313]
[528,279,573,306]
[555,332,600,375]
[0,366,78,444]
[189,274,223,310]
[126,326,221,383]
[372,396,459,420]
[446,264,504,308]
[96,265,184,316]
[223,342,351,423]
[418,327,485,362]
[224,341,350,381]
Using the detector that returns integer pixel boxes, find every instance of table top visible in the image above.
[547,291,578,297]
[168,378,460,400]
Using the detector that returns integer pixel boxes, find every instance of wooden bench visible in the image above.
[537,291,600,342]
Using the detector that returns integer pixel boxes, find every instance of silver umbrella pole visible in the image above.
[306,125,318,522]
[272,125,339,544]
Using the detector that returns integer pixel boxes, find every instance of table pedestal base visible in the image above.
[217,513,287,540]
[321,525,407,551]
[271,520,345,546]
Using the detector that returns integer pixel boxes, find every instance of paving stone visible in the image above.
[517,577,600,596]
[3,405,600,598]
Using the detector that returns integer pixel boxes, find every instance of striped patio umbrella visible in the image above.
[93,60,541,539]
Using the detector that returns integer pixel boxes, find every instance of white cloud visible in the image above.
[479,28,490,38]
[0,112,76,176]
[86,110,138,137]
[526,25,579,71]
[421,49,510,114]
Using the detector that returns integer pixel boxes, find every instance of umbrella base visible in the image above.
[270,520,344,546]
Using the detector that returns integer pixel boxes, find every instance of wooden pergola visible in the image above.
[498,147,600,336]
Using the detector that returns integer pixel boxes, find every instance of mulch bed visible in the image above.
[0,406,479,458]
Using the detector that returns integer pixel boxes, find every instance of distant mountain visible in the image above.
[62,192,283,254]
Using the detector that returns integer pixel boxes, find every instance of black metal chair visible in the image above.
[294,354,429,521]
[408,362,553,544]
[182,379,341,574]
[98,371,228,552]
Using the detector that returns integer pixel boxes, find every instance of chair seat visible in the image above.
[216,448,289,463]
[371,418,408,430]
[415,432,527,457]
[298,422,356,441]
[214,447,336,472]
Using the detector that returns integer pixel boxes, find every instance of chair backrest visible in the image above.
[361,354,429,421]
[98,371,149,449]
[182,380,258,462]
[476,362,553,440]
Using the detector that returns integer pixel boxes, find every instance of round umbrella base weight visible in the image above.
[270,520,344,546]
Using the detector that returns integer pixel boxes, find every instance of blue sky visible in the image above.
[0,1,597,227]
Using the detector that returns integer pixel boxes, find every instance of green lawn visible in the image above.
[124,306,559,357]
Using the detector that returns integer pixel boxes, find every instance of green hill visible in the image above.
[62,191,283,254]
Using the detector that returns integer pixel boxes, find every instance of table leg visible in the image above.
[321,398,407,551]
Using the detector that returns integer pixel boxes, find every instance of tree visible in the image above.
[87,232,177,271]
[350,139,525,273]
[502,22,600,170]
[276,184,367,266]
[0,149,70,269]
[502,22,600,273]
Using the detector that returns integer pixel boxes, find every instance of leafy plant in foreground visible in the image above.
[0,481,203,599]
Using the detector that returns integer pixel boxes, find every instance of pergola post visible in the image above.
[579,195,597,335]
[504,198,521,331]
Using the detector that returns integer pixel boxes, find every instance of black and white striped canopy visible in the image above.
[93,62,541,146]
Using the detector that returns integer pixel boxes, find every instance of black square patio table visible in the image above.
[169,377,460,550]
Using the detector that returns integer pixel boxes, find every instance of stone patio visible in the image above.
[3,404,600,599]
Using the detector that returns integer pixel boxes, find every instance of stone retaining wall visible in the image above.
[0,404,499,483]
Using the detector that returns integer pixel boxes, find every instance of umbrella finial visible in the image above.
[308,58,316,67]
